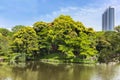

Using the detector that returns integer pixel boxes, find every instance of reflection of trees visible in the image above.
[0,62,120,80]
[11,62,39,80]
[11,62,96,80]
[72,64,95,80]
[36,62,74,80]
[0,66,13,80]
[12,66,26,80]
[95,64,120,80]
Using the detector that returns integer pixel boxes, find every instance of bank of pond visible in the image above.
[0,52,120,65]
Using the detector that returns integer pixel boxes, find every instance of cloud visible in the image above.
[39,6,103,31]
[39,0,120,31]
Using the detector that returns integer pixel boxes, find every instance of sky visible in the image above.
[0,0,120,31]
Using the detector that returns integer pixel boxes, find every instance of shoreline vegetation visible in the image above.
[0,15,120,65]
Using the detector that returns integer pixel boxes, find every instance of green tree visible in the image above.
[12,25,25,33]
[0,33,10,61]
[33,15,97,61]
[52,15,97,59]
[115,25,120,32]
[33,21,51,56]
[96,31,120,63]
[11,27,38,61]
[0,28,11,36]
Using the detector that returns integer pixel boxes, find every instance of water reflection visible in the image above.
[0,62,120,80]
[93,64,120,80]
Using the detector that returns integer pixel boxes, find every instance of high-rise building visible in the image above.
[102,6,115,31]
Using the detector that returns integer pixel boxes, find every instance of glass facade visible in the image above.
[102,7,115,31]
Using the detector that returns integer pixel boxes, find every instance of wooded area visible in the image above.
[0,15,120,63]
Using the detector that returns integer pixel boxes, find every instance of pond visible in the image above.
[0,62,120,80]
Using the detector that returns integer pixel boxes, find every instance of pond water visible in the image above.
[0,62,120,80]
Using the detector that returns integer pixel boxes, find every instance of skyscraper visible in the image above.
[102,6,115,31]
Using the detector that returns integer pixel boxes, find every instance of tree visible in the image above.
[0,33,10,61]
[115,25,120,32]
[96,31,120,63]
[0,28,11,36]
[12,25,25,33]
[11,27,38,61]
[33,22,51,56]
[52,15,97,59]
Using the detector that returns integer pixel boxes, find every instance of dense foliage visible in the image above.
[0,15,120,63]
[96,31,120,63]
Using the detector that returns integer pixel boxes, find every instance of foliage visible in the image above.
[33,15,97,60]
[0,33,11,62]
[0,28,11,36]
[0,34,10,56]
[96,31,120,63]
[12,25,25,33]
[33,21,51,56]
[115,25,120,32]
[0,15,119,63]
[11,27,38,61]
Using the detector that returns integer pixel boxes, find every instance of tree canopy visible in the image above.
[0,15,119,63]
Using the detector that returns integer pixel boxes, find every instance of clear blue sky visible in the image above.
[0,0,120,31]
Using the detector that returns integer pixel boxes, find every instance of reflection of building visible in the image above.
[102,6,115,31]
